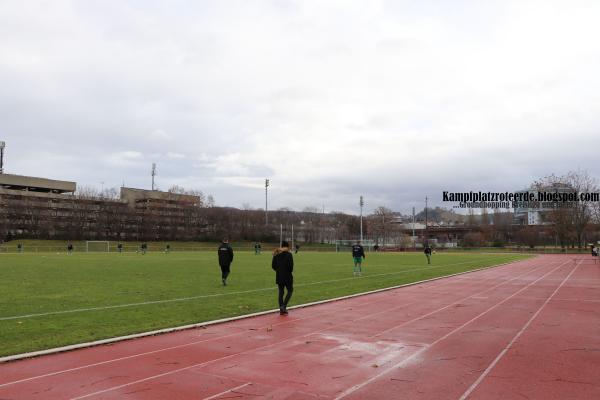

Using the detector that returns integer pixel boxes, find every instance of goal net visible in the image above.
[335,239,375,253]
[86,241,110,252]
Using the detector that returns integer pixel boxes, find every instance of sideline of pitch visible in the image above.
[0,256,538,363]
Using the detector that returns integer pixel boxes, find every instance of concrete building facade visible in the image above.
[0,174,203,241]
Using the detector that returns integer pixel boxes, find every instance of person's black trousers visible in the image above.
[220,265,230,280]
[278,283,293,307]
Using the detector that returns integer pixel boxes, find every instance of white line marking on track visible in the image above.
[457,260,581,400]
[332,259,572,399]
[201,382,252,400]
[55,260,552,399]
[368,260,559,339]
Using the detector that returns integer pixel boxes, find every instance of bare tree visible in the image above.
[368,206,395,245]
[534,170,598,249]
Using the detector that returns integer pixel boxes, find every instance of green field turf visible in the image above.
[0,251,531,357]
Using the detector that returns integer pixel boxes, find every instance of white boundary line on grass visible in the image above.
[0,257,509,321]
[0,256,535,364]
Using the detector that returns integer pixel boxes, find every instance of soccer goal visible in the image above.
[335,239,375,252]
[86,241,110,252]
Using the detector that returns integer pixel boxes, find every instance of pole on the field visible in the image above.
[359,195,364,243]
[151,163,156,191]
[291,224,294,252]
[265,179,270,225]
[0,141,5,174]
[280,224,283,247]
[425,196,428,246]
[412,206,416,249]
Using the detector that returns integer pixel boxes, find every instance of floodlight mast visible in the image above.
[359,195,364,243]
[265,178,270,225]
[412,206,416,249]
[0,141,5,174]
[151,163,156,191]
[425,196,428,245]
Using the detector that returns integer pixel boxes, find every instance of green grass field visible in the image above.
[0,251,531,357]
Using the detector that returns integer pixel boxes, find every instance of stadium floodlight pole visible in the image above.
[359,195,364,243]
[425,196,428,245]
[412,206,416,249]
[151,163,157,191]
[0,141,5,174]
[265,178,270,225]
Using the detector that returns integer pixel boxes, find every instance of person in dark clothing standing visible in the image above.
[218,239,234,286]
[351,242,365,276]
[424,245,432,264]
[272,241,294,315]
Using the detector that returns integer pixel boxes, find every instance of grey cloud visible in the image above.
[2,0,600,215]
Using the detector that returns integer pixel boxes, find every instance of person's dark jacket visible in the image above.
[218,242,234,266]
[352,244,365,258]
[272,248,294,285]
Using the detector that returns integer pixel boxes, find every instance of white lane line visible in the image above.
[332,259,571,400]
[369,259,562,338]
[59,261,552,399]
[1,257,510,321]
[201,382,252,400]
[458,260,581,400]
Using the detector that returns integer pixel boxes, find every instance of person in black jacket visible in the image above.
[218,239,234,286]
[272,241,294,315]
[352,242,365,276]
[424,245,432,264]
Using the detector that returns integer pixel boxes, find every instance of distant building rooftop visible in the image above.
[120,187,200,206]
[0,173,76,194]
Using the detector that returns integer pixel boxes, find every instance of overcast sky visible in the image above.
[1,1,599,214]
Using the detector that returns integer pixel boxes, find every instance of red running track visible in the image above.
[0,255,598,399]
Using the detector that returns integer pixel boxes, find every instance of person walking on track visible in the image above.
[272,241,294,315]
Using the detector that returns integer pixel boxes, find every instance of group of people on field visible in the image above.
[216,239,434,315]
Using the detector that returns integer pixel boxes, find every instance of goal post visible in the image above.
[335,239,375,252]
[86,241,110,252]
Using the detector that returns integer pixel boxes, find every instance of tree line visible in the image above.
[1,170,599,248]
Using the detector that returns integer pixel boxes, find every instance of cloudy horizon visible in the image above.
[2,0,599,215]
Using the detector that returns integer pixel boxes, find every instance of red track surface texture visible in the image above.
[1,255,599,399]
